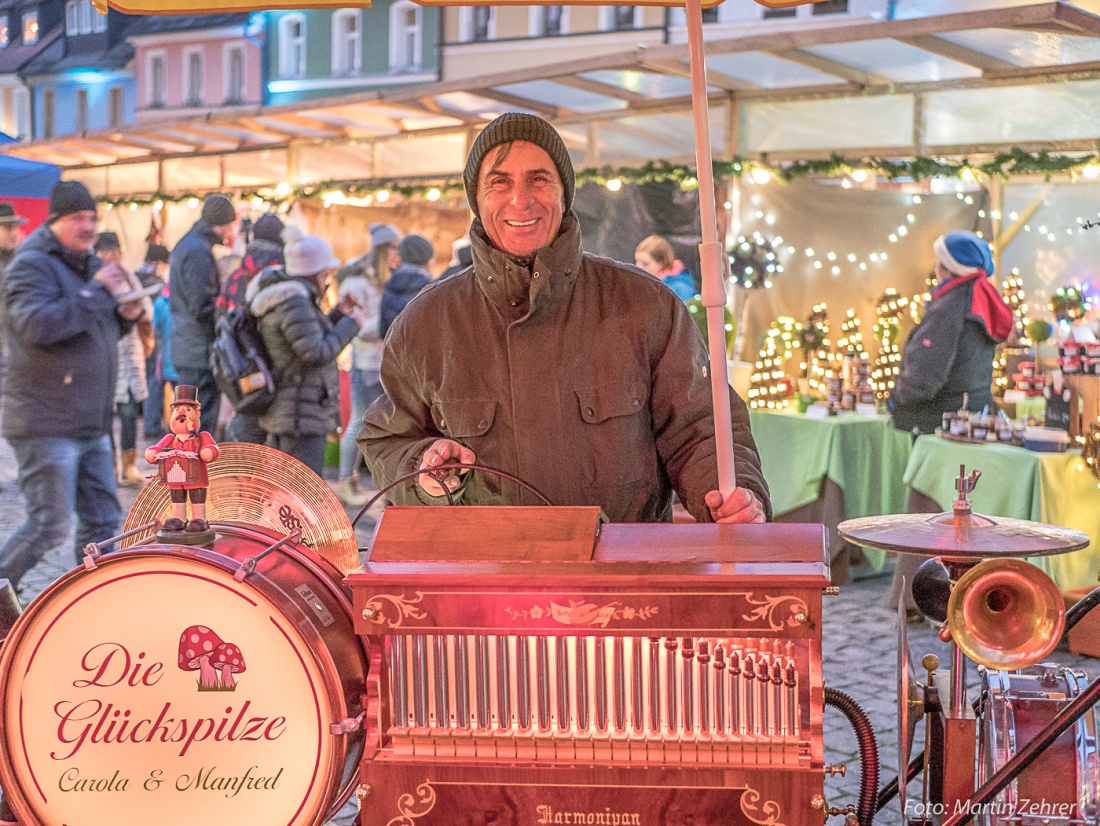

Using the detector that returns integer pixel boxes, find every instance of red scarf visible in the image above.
[932,271,1013,341]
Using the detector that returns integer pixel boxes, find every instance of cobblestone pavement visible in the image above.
[0,432,1096,826]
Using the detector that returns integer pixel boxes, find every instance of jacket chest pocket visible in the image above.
[574,381,650,486]
[434,398,497,441]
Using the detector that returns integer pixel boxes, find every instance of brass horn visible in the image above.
[946,557,1065,670]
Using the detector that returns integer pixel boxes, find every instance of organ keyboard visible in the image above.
[348,508,830,826]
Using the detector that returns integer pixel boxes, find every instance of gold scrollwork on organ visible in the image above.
[348,509,830,826]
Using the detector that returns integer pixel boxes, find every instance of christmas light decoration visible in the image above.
[871,288,906,401]
[994,269,1032,395]
[1050,286,1087,323]
[799,304,830,395]
[748,317,799,410]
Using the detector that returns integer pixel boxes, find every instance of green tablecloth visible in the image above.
[749,410,913,569]
[905,435,1100,589]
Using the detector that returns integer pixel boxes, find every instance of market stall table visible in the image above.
[891,434,1100,609]
[749,409,913,582]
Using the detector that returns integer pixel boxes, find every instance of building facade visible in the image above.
[0,0,62,140]
[265,2,439,107]
[127,12,264,123]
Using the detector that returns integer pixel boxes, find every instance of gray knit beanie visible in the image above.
[463,113,575,219]
[398,234,434,266]
[201,194,236,227]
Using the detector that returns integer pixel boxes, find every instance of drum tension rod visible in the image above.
[233,530,303,582]
[330,711,367,735]
[82,520,162,569]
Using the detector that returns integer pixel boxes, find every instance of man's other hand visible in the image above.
[418,439,476,497]
[704,488,766,524]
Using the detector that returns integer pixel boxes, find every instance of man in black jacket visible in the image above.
[170,194,237,435]
[0,181,143,589]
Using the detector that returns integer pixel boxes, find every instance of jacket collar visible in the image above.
[469,213,584,313]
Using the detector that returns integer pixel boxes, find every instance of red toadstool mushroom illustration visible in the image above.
[210,642,246,689]
[178,626,224,689]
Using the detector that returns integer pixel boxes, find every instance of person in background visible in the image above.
[0,181,143,590]
[359,113,768,524]
[0,202,29,396]
[335,241,390,507]
[138,243,171,438]
[438,238,473,280]
[338,222,401,288]
[249,225,366,476]
[219,212,285,445]
[379,234,434,338]
[634,235,697,302]
[170,194,237,436]
[95,231,153,486]
[890,230,1013,435]
[150,277,179,437]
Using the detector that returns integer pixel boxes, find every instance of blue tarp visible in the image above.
[0,153,61,200]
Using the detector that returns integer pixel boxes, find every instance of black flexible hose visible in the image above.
[825,686,879,826]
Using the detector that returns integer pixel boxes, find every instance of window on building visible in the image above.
[184,49,203,107]
[225,45,244,104]
[701,6,719,23]
[13,87,29,138]
[278,14,306,79]
[22,11,38,44]
[467,6,493,42]
[108,86,122,126]
[610,6,636,30]
[0,15,8,47]
[542,6,564,35]
[42,89,54,138]
[389,1,421,73]
[148,52,166,107]
[66,0,105,35]
[762,5,797,18]
[92,2,106,32]
[811,0,849,14]
[66,1,78,32]
[332,9,361,76]
[75,88,88,132]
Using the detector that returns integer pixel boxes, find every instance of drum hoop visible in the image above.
[0,537,367,825]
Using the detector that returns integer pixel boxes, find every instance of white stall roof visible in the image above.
[5,1,1100,188]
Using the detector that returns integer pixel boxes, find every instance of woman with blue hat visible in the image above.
[891,230,1014,435]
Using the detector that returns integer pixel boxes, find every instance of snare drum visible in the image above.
[0,523,368,826]
[978,665,1100,826]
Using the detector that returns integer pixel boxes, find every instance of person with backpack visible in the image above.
[217,212,284,445]
[379,234,435,338]
[247,226,365,476]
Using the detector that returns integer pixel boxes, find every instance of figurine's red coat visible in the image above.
[150,432,219,489]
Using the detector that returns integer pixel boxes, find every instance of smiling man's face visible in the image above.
[477,140,564,258]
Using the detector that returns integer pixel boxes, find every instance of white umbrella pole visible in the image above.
[685,0,736,497]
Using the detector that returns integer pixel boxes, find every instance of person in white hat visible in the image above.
[246,225,366,476]
[891,229,1013,435]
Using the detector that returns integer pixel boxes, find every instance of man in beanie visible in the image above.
[170,193,237,435]
[378,234,434,338]
[216,212,285,445]
[359,112,769,524]
[891,229,1013,435]
[0,180,144,589]
[0,202,30,382]
[247,225,365,475]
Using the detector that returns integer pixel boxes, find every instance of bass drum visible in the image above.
[977,665,1100,826]
[0,523,368,826]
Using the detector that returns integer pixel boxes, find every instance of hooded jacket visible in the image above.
[891,273,1013,435]
[247,267,360,436]
[379,262,431,338]
[359,214,771,524]
[2,223,130,439]
[217,237,283,319]
[169,219,223,371]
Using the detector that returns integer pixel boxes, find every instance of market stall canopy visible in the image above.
[8,1,1100,189]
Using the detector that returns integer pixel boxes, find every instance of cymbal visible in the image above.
[838,512,1090,558]
[122,443,360,574]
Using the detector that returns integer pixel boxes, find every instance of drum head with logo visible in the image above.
[0,544,365,826]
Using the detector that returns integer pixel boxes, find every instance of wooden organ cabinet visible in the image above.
[347,507,830,826]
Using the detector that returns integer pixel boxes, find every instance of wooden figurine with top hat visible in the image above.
[144,385,220,542]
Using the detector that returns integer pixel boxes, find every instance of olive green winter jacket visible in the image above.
[359,215,770,524]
